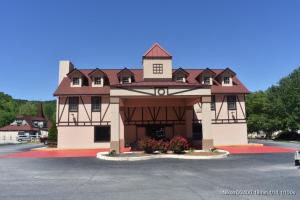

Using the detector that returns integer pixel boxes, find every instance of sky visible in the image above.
[0,0,300,100]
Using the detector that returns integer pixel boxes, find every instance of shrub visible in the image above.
[138,138,158,154]
[157,140,169,153]
[47,122,57,143]
[108,150,117,156]
[169,136,189,154]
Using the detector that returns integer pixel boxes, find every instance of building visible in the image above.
[54,43,249,152]
[0,104,50,144]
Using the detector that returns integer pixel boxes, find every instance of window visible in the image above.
[94,126,110,142]
[69,97,79,112]
[91,96,101,112]
[211,95,216,111]
[203,76,211,85]
[153,64,163,74]
[94,77,102,85]
[223,76,230,84]
[72,77,80,85]
[121,76,130,84]
[192,123,202,140]
[227,95,236,110]
[175,76,184,82]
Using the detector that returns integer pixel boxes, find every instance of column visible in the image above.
[119,107,125,151]
[110,97,120,153]
[202,96,214,150]
[185,106,193,140]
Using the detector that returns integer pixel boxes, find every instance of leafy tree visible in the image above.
[246,67,300,138]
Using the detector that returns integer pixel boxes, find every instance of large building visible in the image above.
[54,43,249,152]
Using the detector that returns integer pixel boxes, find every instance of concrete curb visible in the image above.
[96,150,229,161]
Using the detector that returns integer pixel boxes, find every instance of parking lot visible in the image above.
[0,142,299,200]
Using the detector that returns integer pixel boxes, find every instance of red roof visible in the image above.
[143,43,172,58]
[0,124,39,132]
[54,68,250,96]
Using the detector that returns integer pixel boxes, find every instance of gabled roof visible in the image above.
[216,67,236,78]
[67,68,86,78]
[88,68,106,77]
[117,67,134,77]
[173,68,189,77]
[196,68,216,79]
[143,43,172,58]
[0,124,39,132]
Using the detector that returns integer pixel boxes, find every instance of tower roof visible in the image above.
[143,43,172,58]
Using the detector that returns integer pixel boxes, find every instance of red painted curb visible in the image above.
[0,147,131,158]
[218,145,297,154]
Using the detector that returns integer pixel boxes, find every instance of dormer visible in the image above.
[216,68,236,86]
[88,68,107,87]
[142,43,172,80]
[117,68,134,84]
[67,68,87,87]
[196,68,216,85]
[173,68,189,83]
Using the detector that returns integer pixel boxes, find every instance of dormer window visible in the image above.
[203,76,211,85]
[88,68,107,87]
[196,68,216,86]
[121,76,130,84]
[117,68,134,84]
[175,76,184,82]
[94,77,102,85]
[172,68,189,83]
[223,77,230,84]
[216,68,236,86]
[72,77,80,85]
[67,69,86,87]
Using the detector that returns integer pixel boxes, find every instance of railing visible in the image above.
[57,121,111,126]
[212,118,247,124]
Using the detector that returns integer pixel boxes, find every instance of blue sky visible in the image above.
[0,0,300,100]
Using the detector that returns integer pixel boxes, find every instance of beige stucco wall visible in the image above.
[212,123,248,146]
[213,94,246,120]
[57,126,110,149]
[57,96,111,125]
[142,58,172,79]
[57,93,248,149]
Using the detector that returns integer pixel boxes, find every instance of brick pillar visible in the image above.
[110,97,120,153]
[202,96,214,150]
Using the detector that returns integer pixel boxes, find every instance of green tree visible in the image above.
[48,122,57,143]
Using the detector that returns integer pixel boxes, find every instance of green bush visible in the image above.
[48,122,57,143]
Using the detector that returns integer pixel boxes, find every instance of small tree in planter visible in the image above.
[169,136,189,154]
[138,138,158,154]
[47,122,57,147]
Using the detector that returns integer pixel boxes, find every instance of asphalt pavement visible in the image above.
[0,143,299,200]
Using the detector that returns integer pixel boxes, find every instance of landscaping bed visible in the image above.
[97,150,229,161]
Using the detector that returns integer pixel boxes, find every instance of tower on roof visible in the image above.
[142,43,173,80]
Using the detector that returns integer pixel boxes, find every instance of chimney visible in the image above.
[58,60,74,85]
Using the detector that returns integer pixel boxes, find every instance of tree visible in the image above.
[246,67,300,138]
[48,122,57,143]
